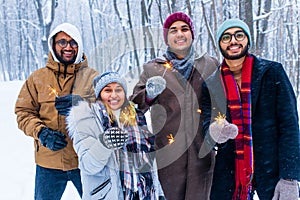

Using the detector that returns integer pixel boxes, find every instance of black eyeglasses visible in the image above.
[55,39,78,48]
[221,31,246,43]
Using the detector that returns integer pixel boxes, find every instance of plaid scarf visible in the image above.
[220,54,254,200]
[98,102,156,200]
[120,124,155,200]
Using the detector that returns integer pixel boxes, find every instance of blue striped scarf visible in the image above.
[164,46,195,80]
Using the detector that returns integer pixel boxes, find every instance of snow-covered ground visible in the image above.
[0,80,299,199]
[0,81,81,200]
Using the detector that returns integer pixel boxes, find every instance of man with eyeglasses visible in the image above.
[200,18,300,200]
[15,23,98,200]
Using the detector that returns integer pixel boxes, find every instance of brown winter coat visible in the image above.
[15,53,98,171]
[130,53,218,200]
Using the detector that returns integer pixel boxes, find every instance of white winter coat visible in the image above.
[67,101,164,200]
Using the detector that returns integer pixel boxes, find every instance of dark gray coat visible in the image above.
[201,55,300,200]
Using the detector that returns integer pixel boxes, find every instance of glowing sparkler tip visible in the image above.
[214,112,226,124]
[167,134,175,144]
[196,109,202,114]
[162,61,173,78]
[48,85,58,97]
[163,62,172,69]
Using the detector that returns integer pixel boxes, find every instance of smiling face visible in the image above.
[100,83,126,111]
[167,21,193,59]
[219,27,249,60]
[53,31,78,65]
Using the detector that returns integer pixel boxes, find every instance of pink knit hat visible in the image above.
[163,12,195,45]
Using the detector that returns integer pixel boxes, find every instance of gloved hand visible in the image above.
[55,94,83,116]
[159,196,166,200]
[272,179,299,200]
[146,76,166,99]
[208,118,238,143]
[99,127,128,149]
[38,127,67,151]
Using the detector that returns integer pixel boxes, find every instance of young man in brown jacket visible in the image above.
[15,23,98,200]
[130,12,218,200]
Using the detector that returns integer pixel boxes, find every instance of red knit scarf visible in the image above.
[221,55,254,200]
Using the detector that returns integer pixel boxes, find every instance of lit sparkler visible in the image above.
[196,109,202,114]
[167,134,175,144]
[162,61,172,77]
[48,85,58,97]
[214,112,226,125]
[119,103,137,127]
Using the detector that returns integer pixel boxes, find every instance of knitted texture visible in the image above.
[93,71,127,98]
[216,18,252,50]
[272,179,299,200]
[146,76,166,99]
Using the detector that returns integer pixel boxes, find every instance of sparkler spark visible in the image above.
[48,85,58,97]
[162,61,172,77]
[121,110,136,122]
[167,134,175,144]
[214,112,226,124]
[119,104,137,127]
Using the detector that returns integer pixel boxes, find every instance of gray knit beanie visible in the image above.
[93,71,127,99]
[216,18,252,50]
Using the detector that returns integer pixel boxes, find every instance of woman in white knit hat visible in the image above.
[67,71,165,200]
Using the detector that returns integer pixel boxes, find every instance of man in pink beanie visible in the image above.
[130,12,218,200]
[163,12,195,45]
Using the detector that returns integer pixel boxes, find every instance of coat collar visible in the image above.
[206,54,272,116]
[250,55,270,114]
[45,52,88,74]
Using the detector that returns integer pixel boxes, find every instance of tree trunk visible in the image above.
[2,0,11,81]
[16,0,23,80]
[89,0,97,48]
[34,0,56,65]
[126,0,140,74]
[255,0,271,56]
[141,0,156,60]
[201,1,218,55]
[185,0,192,16]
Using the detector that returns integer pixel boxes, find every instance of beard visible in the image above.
[55,50,77,65]
[221,44,249,60]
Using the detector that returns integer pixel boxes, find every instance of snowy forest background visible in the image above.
[0,1,299,199]
[0,0,300,98]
